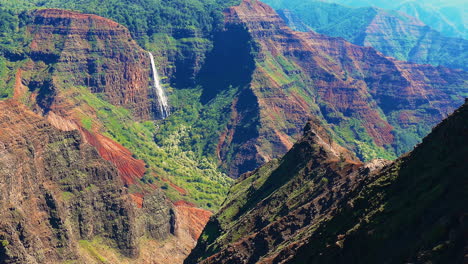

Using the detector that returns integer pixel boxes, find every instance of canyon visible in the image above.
[188,89,468,264]
[211,0,467,176]
[0,0,466,263]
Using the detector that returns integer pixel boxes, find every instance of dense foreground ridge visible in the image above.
[187,100,467,263]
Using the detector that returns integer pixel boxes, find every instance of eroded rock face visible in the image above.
[187,115,368,264]
[14,9,157,186]
[0,7,214,264]
[187,95,468,264]
[214,0,467,176]
[0,100,173,263]
[28,9,158,120]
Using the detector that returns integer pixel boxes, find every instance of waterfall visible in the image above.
[148,52,170,119]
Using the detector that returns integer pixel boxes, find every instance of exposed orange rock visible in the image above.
[161,178,188,196]
[0,100,154,262]
[174,202,212,241]
[130,193,145,209]
[216,0,467,176]
[78,127,146,186]
[28,9,157,120]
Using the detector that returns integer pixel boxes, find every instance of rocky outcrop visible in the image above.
[0,100,174,263]
[0,10,215,263]
[9,8,164,186]
[187,96,468,264]
[27,9,161,120]
[186,114,369,263]
[213,0,468,176]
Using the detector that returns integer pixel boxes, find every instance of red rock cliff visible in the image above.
[29,9,156,120]
[216,0,467,176]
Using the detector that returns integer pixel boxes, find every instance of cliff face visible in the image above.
[186,114,367,263]
[27,9,158,120]
[187,98,468,264]
[12,8,158,187]
[0,100,173,263]
[0,9,215,263]
[213,0,467,176]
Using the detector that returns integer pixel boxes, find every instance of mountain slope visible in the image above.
[187,98,467,264]
[262,0,468,71]
[208,0,467,176]
[0,100,173,263]
[2,0,467,180]
[0,6,232,209]
[318,0,468,40]
[0,0,242,89]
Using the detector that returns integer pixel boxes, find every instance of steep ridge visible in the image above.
[187,99,467,264]
[214,0,467,176]
[0,100,212,264]
[395,1,467,40]
[264,0,468,71]
[0,100,173,263]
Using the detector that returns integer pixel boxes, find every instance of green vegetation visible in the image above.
[263,0,468,71]
[0,0,241,57]
[328,116,396,160]
[154,87,238,160]
[79,239,110,263]
[0,239,8,247]
[0,7,31,99]
[287,105,468,263]
[61,191,74,202]
[0,0,240,210]
[70,86,232,210]
[263,0,377,43]
[191,101,468,264]
[254,46,396,161]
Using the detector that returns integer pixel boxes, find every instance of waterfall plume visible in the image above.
[148,52,170,119]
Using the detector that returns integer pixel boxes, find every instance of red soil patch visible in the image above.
[78,127,146,185]
[173,200,196,207]
[175,202,212,240]
[130,193,144,208]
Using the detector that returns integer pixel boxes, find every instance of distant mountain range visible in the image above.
[317,0,468,40]
[262,0,468,71]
